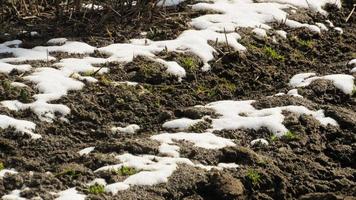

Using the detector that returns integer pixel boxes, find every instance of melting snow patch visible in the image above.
[55,188,86,200]
[151,132,235,149]
[349,59,356,73]
[2,189,26,200]
[289,73,355,95]
[275,30,287,39]
[0,115,39,139]
[47,38,68,45]
[251,139,269,146]
[334,27,343,34]
[162,118,202,131]
[87,178,107,186]
[0,62,31,74]
[96,153,237,194]
[252,28,267,39]
[111,124,140,134]
[78,147,95,156]
[0,169,18,179]
[205,100,337,137]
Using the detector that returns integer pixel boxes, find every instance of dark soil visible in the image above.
[0,2,355,200]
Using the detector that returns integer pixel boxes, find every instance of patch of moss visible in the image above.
[270,135,278,142]
[19,89,29,102]
[87,184,105,195]
[2,80,12,91]
[98,75,112,86]
[296,38,314,49]
[264,46,285,62]
[246,169,261,185]
[283,131,299,140]
[0,162,4,171]
[188,121,211,133]
[179,56,198,71]
[114,166,138,176]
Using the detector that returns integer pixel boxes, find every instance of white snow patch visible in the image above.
[55,188,86,200]
[289,73,355,95]
[334,27,343,34]
[251,139,269,146]
[78,147,95,156]
[162,118,202,131]
[47,38,68,45]
[0,169,18,179]
[111,124,140,134]
[287,89,303,98]
[315,22,328,31]
[10,82,27,88]
[275,30,287,39]
[87,178,107,186]
[151,132,235,149]
[0,115,39,139]
[205,100,337,137]
[1,190,26,200]
[0,62,31,74]
[157,0,185,6]
[252,28,267,39]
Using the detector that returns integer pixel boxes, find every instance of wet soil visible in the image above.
[0,2,355,200]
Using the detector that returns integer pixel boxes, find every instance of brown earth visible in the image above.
[0,2,355,200]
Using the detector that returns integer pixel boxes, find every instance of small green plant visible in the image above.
[87,184,105,195]
[296,38,314,49]
[0,162,4,171]
[180,57,197,70]
[246,169,261,185]
[283,131,299,140]
[56,169,80,179]
[270,135,278,142]
[19,89,29,102]
[264,46,285,61]
[2,80,12,91]
[114,166,138,176]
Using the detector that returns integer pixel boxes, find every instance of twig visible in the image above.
[345,4,356,23]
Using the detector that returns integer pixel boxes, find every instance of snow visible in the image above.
[162,118,202,130]
[252,28,267,39]
[287,89,303,98]
[0,115,39,139]
[350,59,356,73]
[0,169,18,179]
[275,30,287,39]
[1,190,26,200]
[87,178,107,186]
[55,188,86,200]
[0,62,31,74]
[217,163,239,168]
[96,153,238,194]
[156,58,186,81]
[111,124,140,134]
[151,132,235,149]
[315,22,329,31]
[34,41,96,54]
[47,38,68,45]
[157,0,185,6]
[290,73,355,95]
[258,0,341,15]
[78,147,95,156]
[10,82,27,88]
[251,139,269,146]
[334,27,343,34]
[204,100,337,137]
